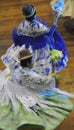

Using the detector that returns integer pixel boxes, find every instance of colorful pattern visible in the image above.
[12,20,68,73]
[0,3,73,130]
[0,59,73,130]
[0,93,73,130]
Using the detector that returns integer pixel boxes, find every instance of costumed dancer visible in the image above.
[0,48,74,130]
[12,3,68,75]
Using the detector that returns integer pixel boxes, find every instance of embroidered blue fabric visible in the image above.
[12,21,68,72]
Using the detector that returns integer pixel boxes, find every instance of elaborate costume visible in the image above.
[0,3,74,130]
[0,48,74,130]
[12,4,68,74]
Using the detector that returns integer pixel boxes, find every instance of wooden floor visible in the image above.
[0,0,74,130]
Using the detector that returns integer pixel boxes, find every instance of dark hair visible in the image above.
[22,4,36,21]
[20,57,32,68]
[26,11,36,21]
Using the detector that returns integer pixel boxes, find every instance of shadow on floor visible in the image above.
[17,124,44,130]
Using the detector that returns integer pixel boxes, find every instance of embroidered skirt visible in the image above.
[0,69,73,130]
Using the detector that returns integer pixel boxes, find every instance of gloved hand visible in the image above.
[50,49,63,61]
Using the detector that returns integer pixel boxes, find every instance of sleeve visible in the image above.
[1,44,22,70]
[52,30,68,72]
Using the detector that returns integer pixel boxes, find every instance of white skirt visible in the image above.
[0,68,73,130]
